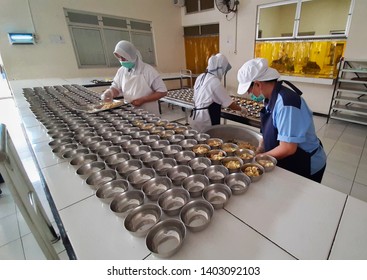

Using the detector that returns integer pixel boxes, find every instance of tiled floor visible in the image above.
[0,95,367,259]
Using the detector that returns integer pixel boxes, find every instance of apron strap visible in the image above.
[190,106,210,120]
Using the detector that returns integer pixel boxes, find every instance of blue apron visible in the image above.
[260,81,319,179]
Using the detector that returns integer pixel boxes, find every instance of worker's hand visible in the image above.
[240,107,248,117]
[256,145,265,154]
[131,97,145,107]
[101,90,113,102]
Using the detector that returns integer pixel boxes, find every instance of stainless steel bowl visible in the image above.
[115,159,143,178]
[70,153,98,167]
[174,150,196,165]
[174,125,187,134]
[159,129,175,139]
[86,169,117,189]
[48,137,74,148]
[89,141,112,153]
[81,136,103,147]
[152,158,177,176]
[132,130,150,140]
[206,149,227,165]
[149,126,164,134]
[51,131,74,139]
[142,176,172,201]
[95,179,130,204]
[221,156,243,173]
[164,122,178,130]
[194,133,210,144]
[128,145,152,159]
[101,131,123,141]
[150,139,170,151]
[127,167,156,189]
[111,135,132,146]
[183,129,198,139]
[162,144,182,158]
[76,161,106,179]
[124,204,162,237]
[206,138,223,149]
[74,132,96,143]
[178,139,198,150]
[146,219,186,258]
[168,134,185,144]
[241,163,265,182]
[51,143,78,157]
[166,165,193,186]
[155,119,169,127]
[110,190,145,218]
[192,144,211,157]
[140,151,164,168]
[182,174,209,197]
[62,147,89,159]
[221,143,239,156]
[188,157,212,174]
[104,152,131,169]
[254,154,277,172]
[121,139,142,151]
[179,199,214,232]
[158,188,190,216]
[225,172,251,195]
[204,165,229,184]
[235,148,255,164]
[97,145,122,160]
[202,183,232,209]
[141,134,160,145]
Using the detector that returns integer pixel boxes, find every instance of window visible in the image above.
[65,9,156,68]
[184,23,219,36]
[185,0,214,14]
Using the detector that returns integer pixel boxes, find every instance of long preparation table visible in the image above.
[7,79,367,260]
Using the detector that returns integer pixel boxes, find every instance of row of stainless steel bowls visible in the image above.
[23,85,273,258]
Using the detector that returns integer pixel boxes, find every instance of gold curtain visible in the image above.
[184,36,219,74]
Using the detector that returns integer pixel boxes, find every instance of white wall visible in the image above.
[181,0,367,115]
[0,0,186,80]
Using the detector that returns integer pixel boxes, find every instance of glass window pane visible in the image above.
[130,21,151,31]
[258,3,297,38]
[102,17,127,28]
[186,0,199,13]
[200,0,214,10]
[71,28,106,66]
[201,24,219,35]
[298,0,351,37]
[184,26,200,36]
[104,29,130,67]
[68,12,99,25]
[131,32,156,65]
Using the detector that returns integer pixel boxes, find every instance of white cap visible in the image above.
[237,58,280,94]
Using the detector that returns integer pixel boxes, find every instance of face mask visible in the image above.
[250,93,265,102]
[120,61,135,69]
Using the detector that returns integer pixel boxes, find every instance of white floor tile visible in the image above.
[22,233,46,260]
[0,184,17,219]
[321,170,353,195]
[350,182,367,203]
[0,214,20,247]
[0,239,25,260]
[325,158,358,181]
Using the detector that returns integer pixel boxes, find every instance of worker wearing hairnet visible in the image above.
[101,40,167,115]
[189,53,246,133]
[237,58,327,183]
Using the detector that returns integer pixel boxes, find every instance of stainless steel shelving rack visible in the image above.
[327,58,367,125]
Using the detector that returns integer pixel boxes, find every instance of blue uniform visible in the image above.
[261,81,326,181]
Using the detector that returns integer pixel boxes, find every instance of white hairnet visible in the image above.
[113,40,142,62]
[207,53,232,80]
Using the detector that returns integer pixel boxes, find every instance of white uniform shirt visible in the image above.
[189,73,233,133]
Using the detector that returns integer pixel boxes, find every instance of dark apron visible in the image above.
[260,81,318,179]
[190,102,222,125]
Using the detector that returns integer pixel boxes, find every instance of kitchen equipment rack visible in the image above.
[327,58,367,125]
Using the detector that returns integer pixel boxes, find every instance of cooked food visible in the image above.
[165,123,176,129]
[258,159,274,167]
[193,146,209,154]
[224,160,241,169]
[141,123,154,130]
[210,151,225,161]
[175,127,187,133]
[244,166,261,177]
[239,152,254,160]
[236,141,256,152]
[99,102,122,110]
[222,144,237,153]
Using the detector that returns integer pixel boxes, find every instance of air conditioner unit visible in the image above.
[173,0,185,7]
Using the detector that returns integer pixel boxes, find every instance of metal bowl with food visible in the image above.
[254,154,277,172]
[241,163,265,182]
[235,148,255,163]
[206,149,227,165]
[157,188,190,216]
[95,179,130,204]
[110,190,145,218]
[192,144,211,157]
[179,199,214,232]
[206,138,223,149]
[221,156,243,173]
[127,167,156,190]
[142,176,172,201]
[224,172,251,195]
[146,219,186,258]
[221,143,239,156]
[124,203,162,237]
[202,183,232,209]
